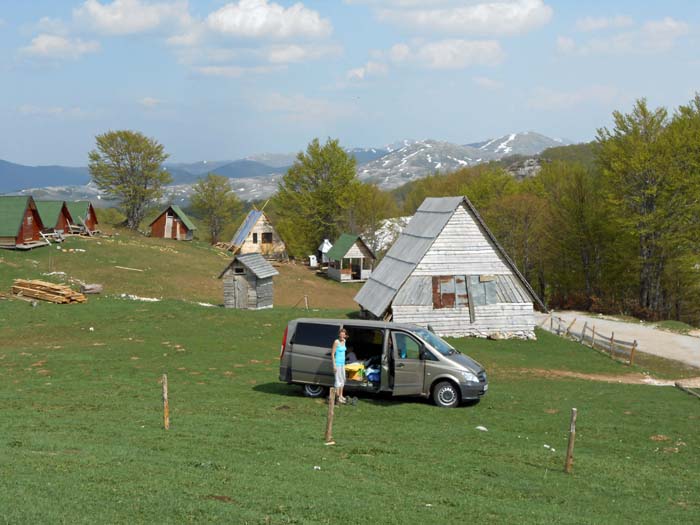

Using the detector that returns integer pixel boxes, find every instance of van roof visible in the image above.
[291,317,424,332]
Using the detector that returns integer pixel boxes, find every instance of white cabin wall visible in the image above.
[413,205,511,276]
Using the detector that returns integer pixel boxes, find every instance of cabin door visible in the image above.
[234,276,248,308]
[23,213,35,242]
[165,213,173,237]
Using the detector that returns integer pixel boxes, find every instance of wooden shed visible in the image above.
[66,201,99,234]
[219,253,279,309]
[354,196,545,339]
[149,205,196,241]
[229,210,286,259]
[327,233,376,282]
[35,201,73,234]
[0,196,48,249]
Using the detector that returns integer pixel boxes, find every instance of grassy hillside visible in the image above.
[0,232,360,308]
[0,298,698,523]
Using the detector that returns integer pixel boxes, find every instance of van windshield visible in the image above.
[414,328,456,356]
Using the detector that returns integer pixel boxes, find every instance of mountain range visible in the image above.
[1,131,572,201]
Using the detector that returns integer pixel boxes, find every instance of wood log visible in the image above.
[564,408,578,474]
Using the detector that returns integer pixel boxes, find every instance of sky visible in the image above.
[0,0,698,166]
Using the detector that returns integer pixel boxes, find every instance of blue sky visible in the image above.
[0,0,698,165]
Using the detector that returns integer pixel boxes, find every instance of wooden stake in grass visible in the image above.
[564,408,577,474]
[162,373,170,430]
[304,295,309,311]
[580,322,588,343]
[629,340,638,366]
[610,332,615,357]
[325,387,336,445]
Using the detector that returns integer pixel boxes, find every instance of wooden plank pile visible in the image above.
[11,279,87,304]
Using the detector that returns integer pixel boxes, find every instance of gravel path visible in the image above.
[535,310,700,369]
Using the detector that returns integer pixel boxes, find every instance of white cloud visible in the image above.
[575,15,633,32]
[386,39,504,69]
[73,0,192,35]
[346,60,388,80]
[35,17,70,35]
[18,104,94,118]
[266,43,341,64]
[206,0,332,39]
[528,85,620,110]
[195,64,284,77]
[559,17,688,56]
[473,76,504,90]
[257,92,352,121]
[21,34,100,60]
[375,0,553,36]
[139,97,163,108]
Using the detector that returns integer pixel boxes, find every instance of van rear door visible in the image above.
[390,331,425,396]
[290,322,340,384]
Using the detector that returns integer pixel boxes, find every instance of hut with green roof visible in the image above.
[0,196,48,249]
[326,233,376,282]
[35,201,73,234]
[149,205,197,241]
[66,201,99,234]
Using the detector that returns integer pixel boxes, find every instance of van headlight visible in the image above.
[460,370,479,383]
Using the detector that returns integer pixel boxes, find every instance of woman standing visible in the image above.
[331,328,348,404]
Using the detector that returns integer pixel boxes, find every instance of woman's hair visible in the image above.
[339,327,347,336]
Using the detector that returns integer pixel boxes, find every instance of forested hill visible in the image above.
[0,159,89,193]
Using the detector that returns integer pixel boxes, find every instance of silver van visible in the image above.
[279,318,488,408]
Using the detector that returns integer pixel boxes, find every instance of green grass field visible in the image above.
[1,294,698,524]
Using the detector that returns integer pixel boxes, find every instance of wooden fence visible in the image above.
[546,315,638,366]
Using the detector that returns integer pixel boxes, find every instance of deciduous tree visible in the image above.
[88,130,171,230]
[191,173,242,244]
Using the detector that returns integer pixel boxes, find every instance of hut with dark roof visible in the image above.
[354,196,545,339]
[0,196,48,249]
[219,253,279,309]
[66,201,99,234]
[229,210,286,259]
[149,205,196,241]
[326,233,376,282]
[35,201,73,234]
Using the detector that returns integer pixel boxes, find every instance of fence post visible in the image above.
[162,373,170,430]
[591,326,596,349]
[629,340,638,366]
[550,316,554,332]
[580,322,587,343]
[304,294,309,310]
[325,387,336,445]
[565,318,577,337]
[564,408,578,474]
[609,332,615,357]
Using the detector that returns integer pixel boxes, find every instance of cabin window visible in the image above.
[261,232,272,244]
[234,267,245,274]
[27,216,33,225]
[432,276,469,309]
[252,233,258,244]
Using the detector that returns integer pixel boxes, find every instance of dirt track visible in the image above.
[536,311,700,369]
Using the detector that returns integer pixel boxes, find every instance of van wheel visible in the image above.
[432,381,460,408]
[302,384,327,398]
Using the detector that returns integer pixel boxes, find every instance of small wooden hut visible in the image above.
[66,201,99,234]
[327,233,376,282]
[149,205,196,241]
[230,210,286,259]
[35,201,73,234]
[354,196,545,339]
[219,253,279,309]
[318,238,333,264]
[0,196,48,249]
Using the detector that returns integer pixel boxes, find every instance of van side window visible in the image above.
[393,332,421,360]
[293,323,340,348]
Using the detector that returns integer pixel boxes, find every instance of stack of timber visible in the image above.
[11,279,87,304]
